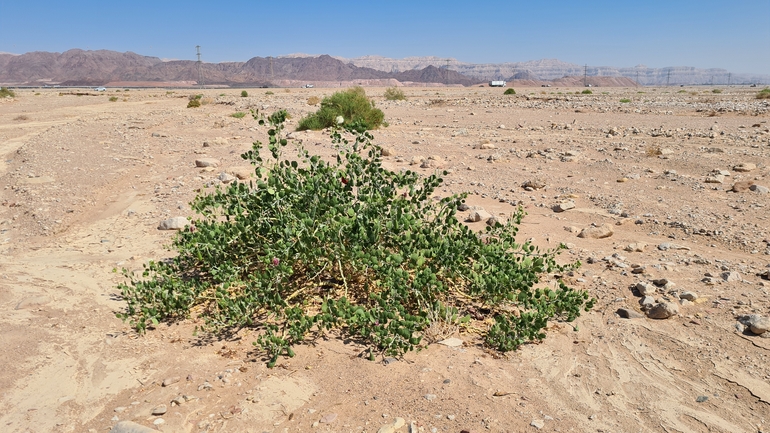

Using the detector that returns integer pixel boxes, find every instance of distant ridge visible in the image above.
[0,50,480,87]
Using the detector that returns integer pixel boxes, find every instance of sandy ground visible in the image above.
[0,85,769,433]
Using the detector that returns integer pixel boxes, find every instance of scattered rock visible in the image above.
[218,172,236,183]
[704,174,725,184]
[108,421,161,433]
[657,242,690,251]
[616,308,645,319]
[195,158,220,168]
[577,223,614,239]
[750,184,769,194]
[625,242,647,252]
[380,146,395,156]
[467,209,492,222]
[747,315,770,335]
[530,419,545,429]
[733,162,756,172]
[229,166,254,180]
[410,156,425,166]
[731,180,756,192]
[151,404,167,416]
[635,282,656,296]
[722,271,742,282]
[162,376,181,387]
[553,200,575,212]
[158,216,188,231]
[522,179,546,190]
[319,413,338,424]
[696,395,709,403]
[424,394,437,401]
[377,417,406,433]
[679,291,698,301]
[437,338,464,347]
[647,302,679,319]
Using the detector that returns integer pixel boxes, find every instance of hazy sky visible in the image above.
[1,0,768,74]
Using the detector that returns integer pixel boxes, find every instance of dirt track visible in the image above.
[0,86,769,433]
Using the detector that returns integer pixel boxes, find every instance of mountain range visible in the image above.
[0,49,767,87]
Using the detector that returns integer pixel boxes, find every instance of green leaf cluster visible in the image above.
[297,87,384,131]
[117,110,594,366]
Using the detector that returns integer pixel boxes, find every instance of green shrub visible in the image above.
[712,89,722,94]
[307,96,321,106]
[297,87,384,131]
[677,89,687,93]
[116,110,595,367]
[109,96,118,102]
[241,90,248,97]
[187,98,201,108]
[619,98,631,103]
[384,87,406,101]
[503,88,516,95]
[231,111,247,118]
[0,87,16,98]
[581,89,593,94]
[756,88,770,99]
[265,91,274,95]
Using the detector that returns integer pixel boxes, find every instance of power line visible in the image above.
[196,45,204,89]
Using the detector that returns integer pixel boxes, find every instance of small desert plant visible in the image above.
[677,89,687,93]
[231,111,247,119]
[581,89,593,94]
[712,89,722,94]
[0,87,16,98]
[307,96,321,106]
[297,87,384,131]
[265,91,274,95]
[116,110,595,366]
[35,92,40,96]
[241,90,248,97]
[13,114,29,121]
[619,98,631,103]
[384,87,407,101]
[756,88,770,100]
[646,144,662,157]
[503,88,516,95]
[109,96,118,102]
[187,95,201,108]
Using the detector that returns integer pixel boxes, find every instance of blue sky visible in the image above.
[1,0,768,74]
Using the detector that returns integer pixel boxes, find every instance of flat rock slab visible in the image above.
[577,223,614,239]
[437,337,464,347]
[647,302,679,319]
[195,158,220,168]
[109,421,161,433]
[158,216,189,230]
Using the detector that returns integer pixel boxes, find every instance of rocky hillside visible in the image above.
[0,50,480,87]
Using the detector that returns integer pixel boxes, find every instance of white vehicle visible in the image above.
[303,84,314,88]
[489,81,506,87]
[94,87,107,91]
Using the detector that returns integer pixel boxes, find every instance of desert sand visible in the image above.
[0,85,769,433]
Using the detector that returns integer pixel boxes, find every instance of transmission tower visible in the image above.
[196,45,204,89]
[584,64,587,87]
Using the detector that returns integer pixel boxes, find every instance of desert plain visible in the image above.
[0,85,769,433]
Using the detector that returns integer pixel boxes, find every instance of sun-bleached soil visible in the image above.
[1,85,769,433]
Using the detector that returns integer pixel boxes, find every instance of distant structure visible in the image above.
[196,45,204,89]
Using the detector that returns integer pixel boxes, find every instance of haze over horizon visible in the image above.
[1,0,768,74]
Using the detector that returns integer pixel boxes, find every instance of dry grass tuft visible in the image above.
[307,96,320,106]
[646,145,662,157]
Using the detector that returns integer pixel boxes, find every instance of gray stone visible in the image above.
[657,242,690,251]
[625,242,647,252]
[705,174,725,184]
[380,146,395,156]
[747,315,770,335]
[722,271,742,282]
[158,216,188,231]
[577,223,614,239]
[218,172,236,183]
[109,421,162,433]
[750,184,769,194]
[424,394,437,401]
[679,291,698,301]
[640,296,656,309]
[647,302,679,319]
[636,282,656,296]
[522,179,546,190]
[467,209,492,222]
[553,200,575,212]
[151,404,167,416]
[195,158,220,168]
[319,413,338,424]
[616,308,645,319]
[530,419,545,429]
